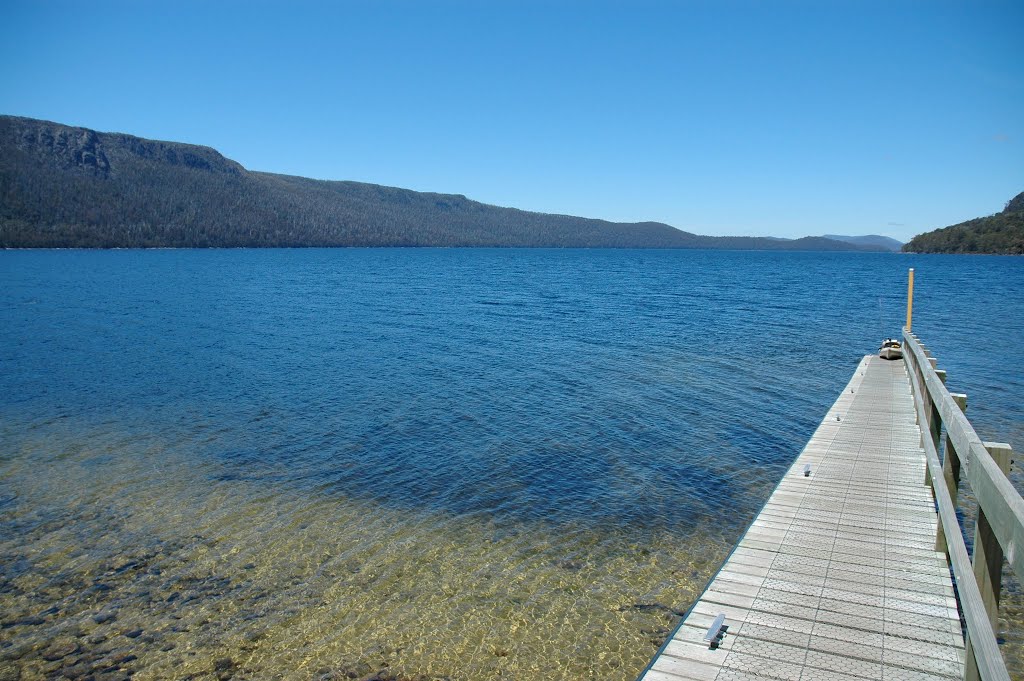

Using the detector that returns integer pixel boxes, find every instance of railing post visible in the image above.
[935,392,966,554]
[919,346,933,430]
[935,369,948,436]
[923,359,942,486]
[964,442,1014,681]
[917,343,929,450]
[917,358,925,421]
[931,367,946,450]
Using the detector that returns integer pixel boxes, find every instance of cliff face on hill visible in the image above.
[0,115,882,250]
[903,193,1024,254]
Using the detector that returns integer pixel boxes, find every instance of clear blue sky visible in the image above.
[2,1,1021,241]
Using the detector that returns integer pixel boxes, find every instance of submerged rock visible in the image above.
[213,657,236,680]
[92,611,117,625]
[6,616,45,627]
[59,661,92,679]
[42,637,80,661]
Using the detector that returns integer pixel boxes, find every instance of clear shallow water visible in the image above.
[0,249,1021,680]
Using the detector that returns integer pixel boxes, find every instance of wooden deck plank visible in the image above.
[637,355,966,681]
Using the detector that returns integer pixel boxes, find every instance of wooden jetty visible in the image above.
[637,322,1023,680]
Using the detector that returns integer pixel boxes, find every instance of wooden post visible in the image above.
[917,350,925,426]
[964,442,1014,681]
[935,392,966,554]
[917,353,929,441]
[906,268,915,332]
[930,366,945,451]
[924,359,941,486]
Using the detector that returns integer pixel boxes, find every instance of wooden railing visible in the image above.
[903,330,1023,681]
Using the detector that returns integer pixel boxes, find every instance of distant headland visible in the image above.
[1,115,893,251]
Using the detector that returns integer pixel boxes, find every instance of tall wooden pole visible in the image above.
[906,268,915,332]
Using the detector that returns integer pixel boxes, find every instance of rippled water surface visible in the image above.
[1,249,1022,680]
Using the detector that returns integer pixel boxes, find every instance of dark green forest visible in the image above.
[903,192,1024,255]
[1,115,882,250]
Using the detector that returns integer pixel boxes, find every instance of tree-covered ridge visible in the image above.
[903,192,1024,255]
[1,115,883,250]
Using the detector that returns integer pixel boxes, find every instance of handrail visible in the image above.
[902,329,1022,681]
[903,331,1024,576]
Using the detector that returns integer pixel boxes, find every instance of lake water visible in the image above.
[1,249,1022,680]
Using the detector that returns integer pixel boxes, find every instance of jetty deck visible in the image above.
[640,354,967,681]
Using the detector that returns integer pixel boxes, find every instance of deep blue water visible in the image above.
[2,249,1022,531]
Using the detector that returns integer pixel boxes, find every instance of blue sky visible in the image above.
[1,1,1021,241]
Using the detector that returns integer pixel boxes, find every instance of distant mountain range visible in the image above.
[903,192,1024,254]
[0,115,888,251]
[823,234,903,252]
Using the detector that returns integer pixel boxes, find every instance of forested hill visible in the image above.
[903,192,1024,254]
[1,115,880,250]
